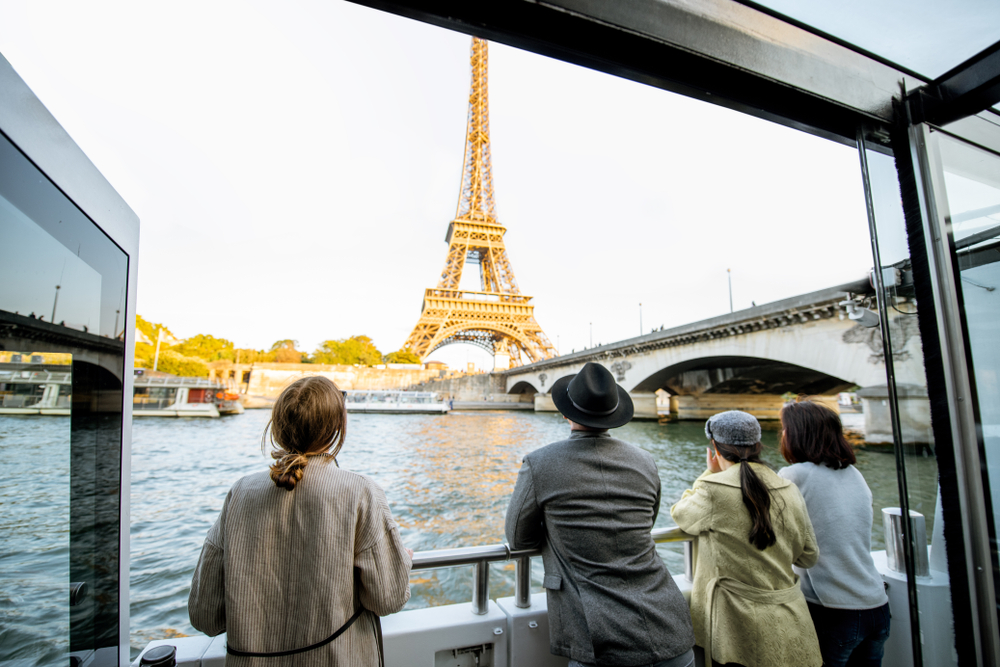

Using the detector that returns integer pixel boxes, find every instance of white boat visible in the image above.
[133,371,245,417]
[345,390,449,414]
[0,365,72,415]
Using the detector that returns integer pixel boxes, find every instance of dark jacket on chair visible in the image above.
[505,431,695,666]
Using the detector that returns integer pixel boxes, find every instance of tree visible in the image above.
[174,334,236,362]
[131,317,308,369]
[135,314,175,343]
[274,347,303,363]
[267,339,303,363]
[384,348,421,364]
[136,350,209,377]
[312,335,383,366]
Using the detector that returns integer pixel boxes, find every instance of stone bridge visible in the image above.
[501,281,927,425]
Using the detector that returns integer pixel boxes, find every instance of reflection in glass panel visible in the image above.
[0,354,72,665]
[0,133,127,340]
[935,131,1000,611]
[862,133,956,666]
[0,131,127,666]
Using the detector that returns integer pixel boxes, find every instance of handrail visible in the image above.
[133,377,221,388]
[0,370,72,384]
[409,526,695,615]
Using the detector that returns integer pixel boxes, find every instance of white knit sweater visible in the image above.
[778,462,888,610]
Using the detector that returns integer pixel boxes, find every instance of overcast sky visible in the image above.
[0,0,876,370]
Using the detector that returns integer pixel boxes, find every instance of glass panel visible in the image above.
[751,0,1000,80]
[860,129,956,666]
[0,130,128,666]
[933,130,1000,612]
[0,353,72,664]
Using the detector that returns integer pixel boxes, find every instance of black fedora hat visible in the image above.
[550,362,634,429]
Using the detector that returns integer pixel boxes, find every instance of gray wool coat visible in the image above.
[505,431,695,666]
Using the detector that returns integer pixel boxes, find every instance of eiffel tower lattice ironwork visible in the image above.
[402,37,557,369]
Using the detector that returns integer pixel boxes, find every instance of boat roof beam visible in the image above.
[347,0,926,144]
[907,40,1000,127]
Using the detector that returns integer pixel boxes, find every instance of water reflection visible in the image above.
[0,416,71,665]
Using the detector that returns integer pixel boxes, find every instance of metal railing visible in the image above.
[133,376,221,388]
[0,370,72,384]
[410,526,695,615]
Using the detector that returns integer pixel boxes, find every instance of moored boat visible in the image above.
[345,389,449,414]
[133,370,244,417]
[0,364,71,415]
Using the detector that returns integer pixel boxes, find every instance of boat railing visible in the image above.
[410,526,694,615]
[133,376,221,388]
[0,370,72,384]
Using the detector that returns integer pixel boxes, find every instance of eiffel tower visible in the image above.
[403,37,557,370]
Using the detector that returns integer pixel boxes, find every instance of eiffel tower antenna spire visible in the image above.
[402,37,557,369]
[456,37,496,224]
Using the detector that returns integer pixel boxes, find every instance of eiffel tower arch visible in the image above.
[403,37,557,370]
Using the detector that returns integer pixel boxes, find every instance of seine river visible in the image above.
[1,410,931,660]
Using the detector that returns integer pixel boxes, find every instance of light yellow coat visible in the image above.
[671,464,822,667]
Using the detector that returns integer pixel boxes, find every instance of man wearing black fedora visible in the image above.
[505,362,695,667]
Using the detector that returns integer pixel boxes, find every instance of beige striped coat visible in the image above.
[189,457,412,667]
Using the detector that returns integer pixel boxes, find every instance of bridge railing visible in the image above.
[410,525,695,615]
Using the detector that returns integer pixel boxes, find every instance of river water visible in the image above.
[0,410,932,660]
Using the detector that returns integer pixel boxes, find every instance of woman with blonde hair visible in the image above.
[189,376,412,666]
[671,410,821,667]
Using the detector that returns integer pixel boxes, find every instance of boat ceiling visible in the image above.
[348,0,1000,142]
[743,0,1000,83]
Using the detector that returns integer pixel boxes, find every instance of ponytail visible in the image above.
[715,440,776,550]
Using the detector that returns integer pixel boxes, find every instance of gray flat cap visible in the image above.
[705,410,761,445]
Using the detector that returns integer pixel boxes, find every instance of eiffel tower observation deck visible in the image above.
[403,37,558,369]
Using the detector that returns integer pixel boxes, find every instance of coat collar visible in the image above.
[568,430,612,440]
[701,462,791,490]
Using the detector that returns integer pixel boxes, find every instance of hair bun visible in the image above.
[270,449,310,491]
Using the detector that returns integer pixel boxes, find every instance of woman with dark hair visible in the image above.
[189,376,412,666]
[671,410,821,667]
[778,400,890,667]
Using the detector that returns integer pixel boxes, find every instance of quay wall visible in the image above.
[407,372,532,402]
[225,363,465,398]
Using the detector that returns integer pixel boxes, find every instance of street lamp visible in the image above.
[727,268,733,314]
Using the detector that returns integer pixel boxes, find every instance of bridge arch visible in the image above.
[428,322,536,360]
[631,355,855,396]
[508,380,540,395]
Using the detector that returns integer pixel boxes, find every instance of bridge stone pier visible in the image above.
[503,281,929,441]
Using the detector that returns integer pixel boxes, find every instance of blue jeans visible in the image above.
[569,648,695,667]
[807,601,891,667]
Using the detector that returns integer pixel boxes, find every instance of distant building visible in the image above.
[424,360,448,371]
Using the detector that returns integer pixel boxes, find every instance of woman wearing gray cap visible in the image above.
[671,410,822,667]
